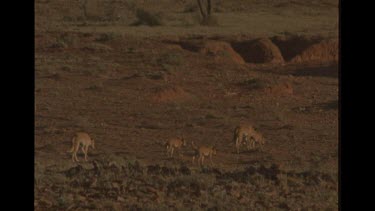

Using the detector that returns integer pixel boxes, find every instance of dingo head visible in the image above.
[253,128,265,145]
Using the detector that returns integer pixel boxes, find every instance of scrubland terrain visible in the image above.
[35,0,339,210]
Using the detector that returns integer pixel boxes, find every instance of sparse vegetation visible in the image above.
[158,53,183,66]
[78,0,89,21]
[49,40,68,49]
[197,0,219,26]
[95,32,116,42]
[183,3,198,13]
[35,156,337,210]
[35,0,338,210]
[83,43,113,52]
[239,78,268,90]
[132,8,163,26]
[49,34,77,49]
[155,52,184,73]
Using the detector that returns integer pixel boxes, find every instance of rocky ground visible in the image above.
[35,0,339,210]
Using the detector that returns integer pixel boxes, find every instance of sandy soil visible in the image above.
[35,0,338,210]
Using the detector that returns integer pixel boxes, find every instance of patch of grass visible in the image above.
[158,53,184,66]
[49,40,68,49]
[43,125,61,134]
[83,43,113,52]
[95,32,116,42]
[35,162,45,186]
[239,78,267,90]
[49,33,78,49]
[146,72,165,80]
[159,64,173,73]
[60,34,76,46]
[156,52,184,73]
[35,156,338,210]
[56,193,74,208]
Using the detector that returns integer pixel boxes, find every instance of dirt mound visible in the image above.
[263,82,294,96]
[271,35,322,61]
[180,40,245,64]
[151,85,191,103]
[231,38,284,64]
[290,39,338,63]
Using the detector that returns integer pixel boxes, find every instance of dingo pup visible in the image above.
[191,141,217,166]
[165,136,186,158]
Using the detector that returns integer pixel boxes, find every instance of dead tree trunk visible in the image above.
[79,0,88,20]
[207,0,212,16]
[197,0,212,22]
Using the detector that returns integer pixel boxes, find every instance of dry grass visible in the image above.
[132,8,163,26]
[35,0,338,38]
[35,155,337,210]
[35,1,338,210]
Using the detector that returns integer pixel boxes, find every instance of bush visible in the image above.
[132,8,163,26]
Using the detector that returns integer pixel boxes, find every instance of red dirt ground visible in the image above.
[35,33,338,171]
[35,1,338,209]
